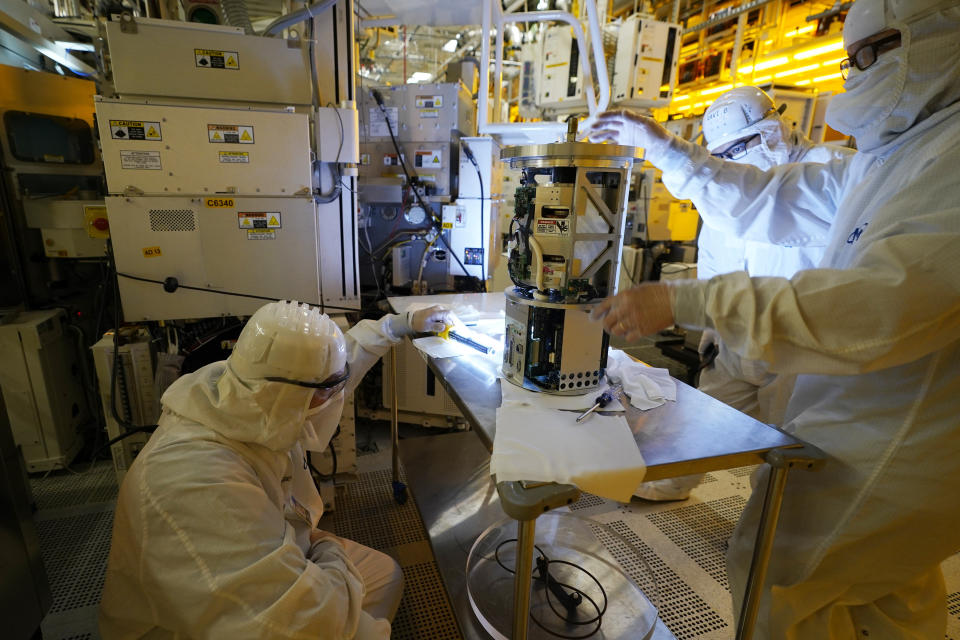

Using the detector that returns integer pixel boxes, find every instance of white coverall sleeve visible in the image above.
[342,316,409,395]
[137,439,389,639]
[658,138,849,246]
[671,229,960,376]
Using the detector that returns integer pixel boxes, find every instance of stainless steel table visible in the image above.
[388,293,822,640]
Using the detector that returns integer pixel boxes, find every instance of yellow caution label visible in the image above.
[442,222,454,229]
[268,215,280,226]
[195,48,240,70]
[142,246,163,258]
[240,129,252,141]
[205,197,235,208]
[208,124,254,144]
[110,119,162,140]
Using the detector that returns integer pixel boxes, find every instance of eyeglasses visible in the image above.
[265,363,351,390]
[711,133,762,161]
[840,30,902,79]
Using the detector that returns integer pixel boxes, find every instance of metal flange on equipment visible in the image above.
[500,120,642,395]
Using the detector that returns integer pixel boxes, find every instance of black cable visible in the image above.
[493,538,608,639]
[115,272,361,313]
[371,89,479,289]
[461,141,487,292]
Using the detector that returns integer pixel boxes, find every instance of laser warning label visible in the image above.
[195,48,239,69]
[110,120,162,141]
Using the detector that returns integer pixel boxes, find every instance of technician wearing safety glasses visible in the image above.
[588,0,960,636]
[634,86,854,502]
[99,301,451,639]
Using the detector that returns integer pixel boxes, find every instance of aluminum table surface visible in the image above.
[389,293,805,640]
[388,293,800,481]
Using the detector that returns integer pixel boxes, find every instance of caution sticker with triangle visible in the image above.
[208,123,254,144]
[414,149,443,169]
[237,211,281,230]
[195,48,240,70]
[110,119,162,141]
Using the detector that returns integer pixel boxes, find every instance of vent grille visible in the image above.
[149,208,196,231]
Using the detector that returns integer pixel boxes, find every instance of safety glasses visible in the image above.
[711,133,762,161]
[840,30,902,79]
[264,363,350,390]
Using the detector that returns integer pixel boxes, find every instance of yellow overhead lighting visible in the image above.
[693,102,705,109]
[821,56,846,68]
[795,79,812,85]
[784,24,816,38]
[738,56,790,74]
[701,83,734,96]
[751,75,772,83]
[813,72,843,83]
[672,95,690,102]
[794,39,844,60]
[763,39,773,46]
[755,56,790,71]
[774,63,820,78]
[675,104,693,112]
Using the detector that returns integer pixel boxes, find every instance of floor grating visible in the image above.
[25,428,960,640]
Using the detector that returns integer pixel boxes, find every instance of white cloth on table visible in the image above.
[605,348,677,410]
[491,403,646,503]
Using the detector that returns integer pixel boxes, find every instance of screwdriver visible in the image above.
[576,384,623,423]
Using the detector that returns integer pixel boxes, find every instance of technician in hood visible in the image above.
[636,86,854,502]
[589,0,960,636]
[99,301,451,639]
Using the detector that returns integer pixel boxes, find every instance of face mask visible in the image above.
[301,390,345,452]
[737,144,784,171]
[825,26,910,150]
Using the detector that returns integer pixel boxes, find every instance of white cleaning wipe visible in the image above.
[499,379,625,412]
[605,349,677,410]
[491,405,646,503]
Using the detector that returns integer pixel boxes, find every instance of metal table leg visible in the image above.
[512,519,537,640]
[736,444,825,640]
[497,480,582,640]
[390,345,407,504]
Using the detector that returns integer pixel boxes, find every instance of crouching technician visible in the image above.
[99,301,451,639]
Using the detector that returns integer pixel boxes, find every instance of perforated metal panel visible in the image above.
[330,467,428,549]
[30,462,118,510]
[646,496,746,589]
[390,562,462,640]
[35,510,115,614]
[569,492,608,511]
[148,208,196,232]
[728,465,758,477]
[604,520,729,639]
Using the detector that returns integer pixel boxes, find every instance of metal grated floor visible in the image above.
[31,463,119,510]
[26,440,960,640]
[646,496,746,590]
[391,562,463,640]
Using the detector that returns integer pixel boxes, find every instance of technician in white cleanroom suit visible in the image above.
[589,0,960,636]
[635,87,854,502]
[99,301,451,639]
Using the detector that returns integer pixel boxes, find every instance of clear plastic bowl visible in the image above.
[466,511,659,639]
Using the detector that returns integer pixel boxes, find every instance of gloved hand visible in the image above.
[698,329,717,356]
[408,305,453,334]
[590,283,675,342]
[587,109,676,167]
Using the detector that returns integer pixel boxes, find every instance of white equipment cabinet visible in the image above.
[0,310,88,472]
[105,196,321,321]
[102,17,312,105]
[95,99,312,197]
[612,15,681,108]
